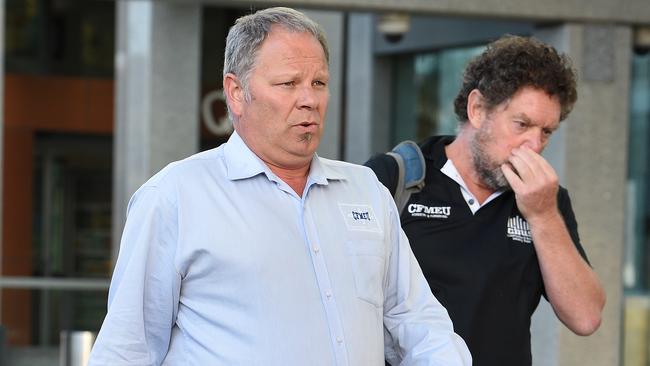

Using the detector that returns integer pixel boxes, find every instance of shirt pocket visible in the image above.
[346,239,386,308]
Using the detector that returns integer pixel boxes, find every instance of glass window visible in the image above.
[624,48,650,366]
[391,45,484,145]
[5,0,115,77]
[32,134,113,279]
[0,134,112,364]
[1,289,107,364]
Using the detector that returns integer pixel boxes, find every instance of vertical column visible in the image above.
[0,0,5,320]
[529,25,568,366]
[345,13,392,163]
[112,1,201,262]
[344,13,374,164]
[532,23,631,366]
[301,10,344,160]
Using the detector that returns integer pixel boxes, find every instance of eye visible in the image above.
[313,80,327,88]
[278,81,295,87]
[514,120,529,130]
[542,128,554,137]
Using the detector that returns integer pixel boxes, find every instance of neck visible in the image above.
[445,132,496,204]
[266,160,311,197]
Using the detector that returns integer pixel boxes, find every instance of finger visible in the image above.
[515,146,555,178]
[501,163,524,191]
[512,146,555,175]
[507,152,535,182]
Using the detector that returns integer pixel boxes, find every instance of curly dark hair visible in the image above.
[454,35,577,124]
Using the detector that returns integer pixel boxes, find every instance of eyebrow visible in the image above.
[513,113,533,124]
[269,69,329,80]
[513,113,559,131]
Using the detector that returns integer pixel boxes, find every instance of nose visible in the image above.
[297,85,318,110]
[521,130,544,153]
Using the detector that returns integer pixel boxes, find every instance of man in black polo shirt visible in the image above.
[366,35,605,365]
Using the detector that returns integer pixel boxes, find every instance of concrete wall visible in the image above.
[535,23,631,366]
[558,23,630,366]
[0,0,4,321]
[187,0,650,24]
[112,1,201,261]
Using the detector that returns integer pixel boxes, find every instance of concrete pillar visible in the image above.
[112,1,201,263]
[0,0,5,319]
[344,13,374,164]
[300,9,344,160]
[344,13,392,163]
[532,23,630,366]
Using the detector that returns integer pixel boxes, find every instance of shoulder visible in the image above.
[133,147,225,203]
[364,153,398,173]
[145,147,223,186]
[319,157,392,197]
[321,157,381,180]
[364,153,398,194]
[420,135,454,162]
[319,157,398,219]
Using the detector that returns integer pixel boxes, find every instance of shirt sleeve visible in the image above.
[381,187,472,366]
[89,186,181,366]
[557,187,590,265]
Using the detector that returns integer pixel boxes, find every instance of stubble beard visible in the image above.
[298,133,313,143]
[470,122,511,191]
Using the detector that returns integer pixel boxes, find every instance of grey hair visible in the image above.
[223,7,329,121]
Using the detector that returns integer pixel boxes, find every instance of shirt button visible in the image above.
[325,290,332,298]
[468,199,475,205]
[313,245,320,253]
[336,337,343,344]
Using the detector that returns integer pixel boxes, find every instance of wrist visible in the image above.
[524,208,562,227]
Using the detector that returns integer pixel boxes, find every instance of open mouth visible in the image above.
[295,121,319,131]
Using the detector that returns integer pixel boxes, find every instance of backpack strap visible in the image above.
[385,140,426,213]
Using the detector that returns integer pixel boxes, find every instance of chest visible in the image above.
[400,179,540,282]
[172,177,391,298]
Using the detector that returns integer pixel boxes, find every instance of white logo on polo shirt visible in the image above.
[507,215,532,243]
[407,204,451,219]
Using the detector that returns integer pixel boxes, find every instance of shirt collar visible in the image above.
[440,158,504,214]
[223,131,268,181]
[308,155,346,185]
[223,131,345,185]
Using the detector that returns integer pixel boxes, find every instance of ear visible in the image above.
[467,89,486,129]
[223,73,245,118]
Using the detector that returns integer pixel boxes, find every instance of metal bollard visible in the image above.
[60,330,96,366]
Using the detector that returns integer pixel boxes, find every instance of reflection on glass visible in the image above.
[1,134,112,365]
[1,289,107,365]
[32,134,113,279]
[5,0,115,76]
[624,49,650,366]
[391,45,484,145]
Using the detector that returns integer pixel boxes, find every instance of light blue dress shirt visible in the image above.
[89,132,471,366]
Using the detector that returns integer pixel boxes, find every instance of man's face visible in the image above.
[471,87,561,190]
[234,27,329,170]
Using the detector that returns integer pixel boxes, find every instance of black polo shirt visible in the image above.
[366,135,589,366]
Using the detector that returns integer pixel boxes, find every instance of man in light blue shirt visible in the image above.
[89,7,470,366]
